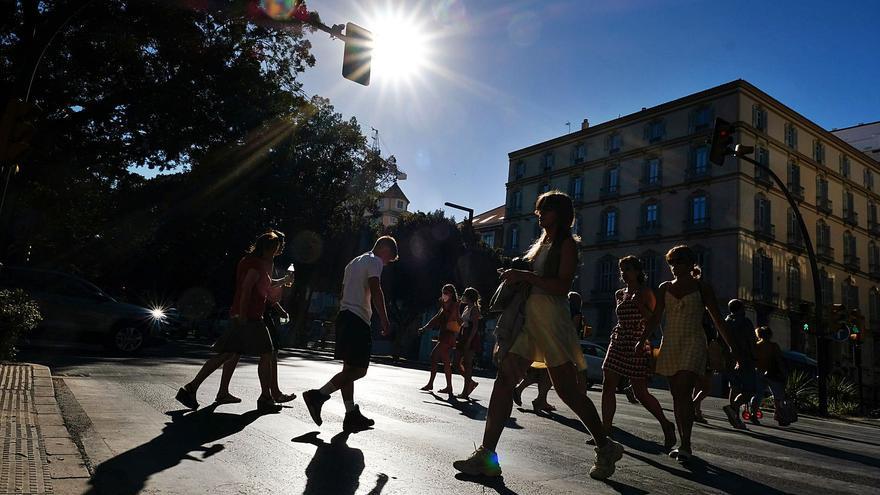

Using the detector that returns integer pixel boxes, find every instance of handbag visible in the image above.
[445,320,461,333]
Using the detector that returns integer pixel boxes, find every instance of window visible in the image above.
[693,245,711,279]
[817,220,830,247]
[787,260,802,301]
[814,140,826,164]
[787,208,803,246]
[481,232,495,247]
[645,202,659,227]
[816,176,831,213]
[690,194,709,225]
[755,194,772,235]
[788,160,804,199]
[784,122,798,149]
[820,268,834,303]
[753,249,774,301]
[843,189,856,225]
[645,120,665,143]
[603,166,620,196]
[752,105,768,132]
[509,225,519,250]
[692,145,709,175]
[870,288,879,324]
[755,146,770,183]
[574,143,587,163]
[596,256,617,293]
[840,155,851,178]
[642,251,659,288]
[396,200,405,209]
[601,208,618,239]
[644,157,662,186]
[844,231,858,268]
[607,133,622,154]
[515,160,525,179]
[865,169,875,191]
[843,278,859,309]
[570,176,584,201]
[509,190,522,212]
[869,201,878,231]
[692,105,713,131]
[868,241,879,274]
[543,153,554,172]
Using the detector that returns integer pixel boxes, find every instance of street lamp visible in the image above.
[710,118,830,416]
[445,202,475,247]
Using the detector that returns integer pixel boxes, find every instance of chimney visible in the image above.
[581,118,590,130]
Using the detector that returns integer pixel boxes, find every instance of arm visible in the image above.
[642,283,667,339]
[700,282,740,364]
[368,277,390,337]
[501,238,577,296]
[234,269,259,320]
[465,307,481,345]
[419,308,445,333]
[636,286,657,320]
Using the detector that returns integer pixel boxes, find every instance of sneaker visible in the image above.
[722,405,747,430]
[303,389,329,426]
[343,405,375,432]
[453,446,502,477]
[175,387,199,410]
[590,439,624,480]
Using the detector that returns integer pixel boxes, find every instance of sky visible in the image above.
[297,0,880,220]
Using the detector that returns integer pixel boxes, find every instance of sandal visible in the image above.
[533,399,557,414]
[272,392,297,403]
[693,411,708,424]
[214,393,242,405]
[662,421,677,450]
[669,446,692,463]
[437,386,453,394]
[176,386,199,410]
[419,384,433,391]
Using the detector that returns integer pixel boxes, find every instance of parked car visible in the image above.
[579,340,607,386]
[0,265,169,353]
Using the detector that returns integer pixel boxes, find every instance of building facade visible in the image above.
[471,205,506,249]
[833,121,880,163]
[503,80,880,401]
[376,182,410,228]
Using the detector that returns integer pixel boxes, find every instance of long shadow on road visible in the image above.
[86,404,265,495]
[292,431,388,495]
[744,428,880,469]
[422,392,523,429]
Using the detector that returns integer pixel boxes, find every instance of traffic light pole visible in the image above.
[731,149,829,416]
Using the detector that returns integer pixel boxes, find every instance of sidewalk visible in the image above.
[0,363,89,495]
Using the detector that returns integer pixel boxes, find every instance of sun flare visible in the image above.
[369,11,429,83]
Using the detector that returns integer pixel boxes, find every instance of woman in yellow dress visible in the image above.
[453,191,624,481]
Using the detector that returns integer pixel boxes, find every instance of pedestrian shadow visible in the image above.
[423,393,523,429]
[782,426,880,448]
[292,431,388,495]
[85,404,266,495]
[602,479,651,495]
[744,428,880,469]
[454,473,518,495]
[625,450,790,494]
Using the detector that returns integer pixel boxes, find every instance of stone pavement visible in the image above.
[0,363,89,495]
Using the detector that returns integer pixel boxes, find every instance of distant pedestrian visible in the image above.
[569,291,585,338]
[720,299,757,429]
[644,245,742,462]
[176,230,293,413]
[454,191,623,481]
[302,236,398,432]
[457,287,483,399]
[751,326,791,425]
[418,284,462,395]
[601,256,676,449]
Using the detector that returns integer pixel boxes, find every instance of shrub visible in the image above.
[0,289,42,361]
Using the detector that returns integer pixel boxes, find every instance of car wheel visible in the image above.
[112,324,145,354]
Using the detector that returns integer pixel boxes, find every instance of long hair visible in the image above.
[665,244,701,279]
[619,255,647,285]
[462,287,481,312]
[440,283,459,305]
[525,190,577,264]
[247,230,285,257]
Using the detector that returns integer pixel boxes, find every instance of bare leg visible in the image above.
[482,354,531,451]
[548,363,610,449]
[601,370,622,432]
[335,364,368,402]
[669,371,698,451]
[423,343,441,388]
[257,353,273,400]
[461,349,475,394]
[692,372,712,416]
[186,352,235,392]
[440,345,453,391]
[216,354,240,398]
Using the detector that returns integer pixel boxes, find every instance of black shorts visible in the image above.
[212,319,274,356]
[334,310,372,369]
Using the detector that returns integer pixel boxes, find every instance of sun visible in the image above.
[369,11,429,83]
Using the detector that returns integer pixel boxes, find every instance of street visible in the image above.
[20,342,880,495]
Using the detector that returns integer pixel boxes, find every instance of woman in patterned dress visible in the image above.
[602,256,676,448]
[642,245,740,462]
[453,191,624,481]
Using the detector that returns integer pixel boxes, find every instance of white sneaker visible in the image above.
[590,439,624,480]
[453,446,502,477]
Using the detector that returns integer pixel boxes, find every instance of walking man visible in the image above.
[302,236,398,432]
[721,299,757,429]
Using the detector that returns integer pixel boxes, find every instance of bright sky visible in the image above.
[297,0,880,219]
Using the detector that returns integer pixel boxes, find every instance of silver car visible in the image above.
[580,340,607,386]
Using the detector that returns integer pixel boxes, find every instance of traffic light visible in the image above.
[848,309,862,342]
[0,98,40,165]
[830,303,849,341]
[342,22,373,86]
[709,118,735,166]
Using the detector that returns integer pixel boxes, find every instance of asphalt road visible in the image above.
[20,341,880,495]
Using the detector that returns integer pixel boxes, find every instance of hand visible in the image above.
[283,273,294,287]
[280,310,289,321]
[417,326,426,336]
[380,319,390,337]
[500,269,527,284]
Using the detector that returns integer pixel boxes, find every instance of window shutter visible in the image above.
[753,254,761,292]
[764,256,773,295]
[752,105,758,128]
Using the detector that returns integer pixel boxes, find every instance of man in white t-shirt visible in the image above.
[303,236,398,431]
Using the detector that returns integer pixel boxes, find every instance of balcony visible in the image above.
[787,183,805,202]
[683,218,712,232]
[637,224,662,238]
[869,220,880,236]
[639,179,662,193]
[755,222,776,241]
[685,167,712,183]
[843,210,859,227]
[596,230,619,244]
[844,254,860,271]
[787,231,804,250]
[752,289,780,307]
[817,243,835,262]
[599,185,620,199]
[755,170,773,188]
[817,197,833,215]
[869,263,880,279]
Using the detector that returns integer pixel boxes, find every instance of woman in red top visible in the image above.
[418,284,462,395]
[176,231,293,413]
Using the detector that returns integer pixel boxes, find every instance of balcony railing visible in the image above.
[817,243,835,262]
[844,254,860,270]
[752,289,780,306]
[638,179,662,192]
[597,231,619,243]
[637,224,661,238]
[788,183,805,201]
[683,218,711,232]
[755,222,776,240]
[685,167,711,182]
[755,170,773,187]
[844,210,859,227]
[817,197,833,215]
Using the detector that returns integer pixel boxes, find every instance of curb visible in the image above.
[1,362,91,495]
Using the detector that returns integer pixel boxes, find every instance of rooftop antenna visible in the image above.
[565,121,571,134]
[370,127,380,154]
